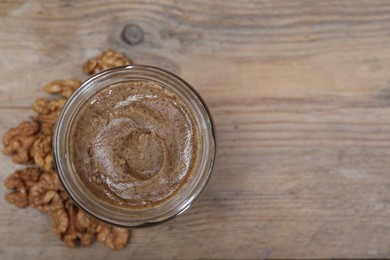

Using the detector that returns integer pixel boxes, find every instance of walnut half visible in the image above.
[30,135,53,172]
[83,49,132,75]
[2,121,40,164]
[96,223,130,250]
[4,168,42,208]
[58,200,98,247]
[43,80,81,98]
[29,172,64,214]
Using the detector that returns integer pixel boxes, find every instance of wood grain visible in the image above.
[1,0,390,259]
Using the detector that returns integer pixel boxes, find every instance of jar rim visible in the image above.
[53,65,216,227]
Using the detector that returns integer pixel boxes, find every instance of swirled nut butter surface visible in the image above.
[71,81,199,209]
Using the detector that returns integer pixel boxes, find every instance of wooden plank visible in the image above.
[1,0,390,259]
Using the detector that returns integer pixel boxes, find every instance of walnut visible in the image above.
[59,200,97,247]
[31,98,67,136]
[32,99,53,115]
[62,226,80,247]
[44,80,81,98]
[30,135,53,171]
[2,121,40,164]
[62,227,95,247]
[79,232,95,246]
[32,98,66,131]
[37,112,60,126]
[52,208,69,235]
[76,211,96,232]
[60,200,78,247]
[32,98,66,115]
[38,122,55,136]
[96,223,129,250]
[83,49,132,75]
[29,172,63,214]
[43,154,53,172]
[4,168,41,208]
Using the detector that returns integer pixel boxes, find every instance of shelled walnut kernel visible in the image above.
[83,49,132,75]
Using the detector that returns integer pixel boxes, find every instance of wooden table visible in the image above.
[1,1,390,259]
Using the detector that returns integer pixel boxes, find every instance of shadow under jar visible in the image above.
[53,65,216,228]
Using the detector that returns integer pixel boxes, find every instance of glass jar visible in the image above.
[53,65,216,228]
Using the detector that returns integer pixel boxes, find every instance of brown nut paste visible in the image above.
[71,81,199,209]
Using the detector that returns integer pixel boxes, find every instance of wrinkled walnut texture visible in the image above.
[60,200,98,247]
[31,135,53,172]
[2,121,40,164]
[44,80,81,98]
[96,223,130,250]
[28,171,64,214]
[83,49,132,75]
[4,168,41,208]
